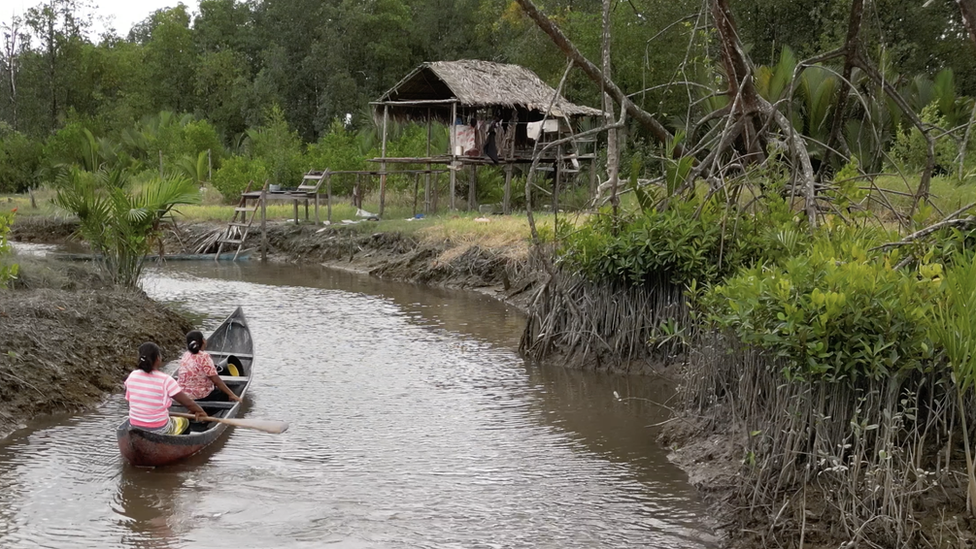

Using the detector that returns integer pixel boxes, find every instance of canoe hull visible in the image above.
[116,306,253,467]
[117,421,225,466]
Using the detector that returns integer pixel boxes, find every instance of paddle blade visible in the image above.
[218,417,289,434]
[170,412,289,434]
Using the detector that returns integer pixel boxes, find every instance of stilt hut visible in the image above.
[371,59,602,214]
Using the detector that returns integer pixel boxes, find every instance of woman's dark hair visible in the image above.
[137,342,161,373]
[186,330,205,354]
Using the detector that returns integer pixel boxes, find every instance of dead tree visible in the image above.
[602,0,621,215]
[1,18,20,131]
[959,0,976,45]
[704,0,820,226]
[513,0,675,148]
[515,0,821,225]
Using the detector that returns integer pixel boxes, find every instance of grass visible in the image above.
[7,172,973,256]
[1,186,552,254]
[869,174,976,220]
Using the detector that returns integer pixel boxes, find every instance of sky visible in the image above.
[4,0,200,39]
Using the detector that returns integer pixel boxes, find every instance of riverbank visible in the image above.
[0,253,192,440]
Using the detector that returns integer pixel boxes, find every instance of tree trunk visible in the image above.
[47,13,56,129]
[602,0,620,217]
[819,0,864,176]
[514,0,676,150]
[709,0,818,226]
[2,20,18,131]
[958,0,976,46]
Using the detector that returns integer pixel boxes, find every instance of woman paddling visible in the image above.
[125,342,206,434]
[177,331,242,402]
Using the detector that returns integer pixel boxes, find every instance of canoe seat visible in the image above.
[220,376,249,384]
[196,401,236,409]
[210,352,253,359]
[208,351,254,362]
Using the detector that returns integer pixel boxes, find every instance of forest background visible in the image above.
[3,0,976,203]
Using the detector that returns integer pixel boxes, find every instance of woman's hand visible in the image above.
[229,394,242,402]
[193,410,208,422]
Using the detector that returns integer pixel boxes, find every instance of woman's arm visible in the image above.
[173,392,208,420]
[208,375,242,402]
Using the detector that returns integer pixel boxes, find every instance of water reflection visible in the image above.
[153,261,526,349]
[114,467,182,549]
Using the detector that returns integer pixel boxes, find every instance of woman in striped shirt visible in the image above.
[125,342,207,434]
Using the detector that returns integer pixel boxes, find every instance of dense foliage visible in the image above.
[2,0,976,195]
[558,190,807,287]
[0,211,18,287]
[702,226,942,382]
[53,168,200,287]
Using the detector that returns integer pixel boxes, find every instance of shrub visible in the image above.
[54,168,200,287]
[212,156,268,201]
[558,195,801,288]
[0,211,18,287]
[0,131,43,193]
[702,226,939,382]
[889,103,957,173]
[245,104,304,188]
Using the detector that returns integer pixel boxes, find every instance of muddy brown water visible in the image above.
[0,255,716,548]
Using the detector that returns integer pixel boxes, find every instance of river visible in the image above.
[0,258,716,548]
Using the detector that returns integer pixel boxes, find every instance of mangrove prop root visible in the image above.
[682,334,968,547]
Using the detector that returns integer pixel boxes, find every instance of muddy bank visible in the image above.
[9,216,79,243]
[178,221,543,313]
[0,256,192,439]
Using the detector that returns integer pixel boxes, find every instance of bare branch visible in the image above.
[820,0,864,177]
[513,0,677,149]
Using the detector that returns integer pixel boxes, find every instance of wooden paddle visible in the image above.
[170,412,289,434]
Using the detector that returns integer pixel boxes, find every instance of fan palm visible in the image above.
[54,167,200,287]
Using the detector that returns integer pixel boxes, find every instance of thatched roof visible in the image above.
[375,60,602,121]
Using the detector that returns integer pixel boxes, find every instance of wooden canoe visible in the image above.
[116,306,254,467]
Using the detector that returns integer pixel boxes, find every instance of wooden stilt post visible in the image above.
[354,174,361,208]
[468,163,477,211]
[260,182,268,262]
[327,172,332,223]
[589,157,598,204]
[425,107,432,214]
[413,172,420,216]
[432,172,439,213]
[503,163,513,215]
[554,143,561,235]
[380,104,389,218]
[449,101,457,211]
[505,112,517,215]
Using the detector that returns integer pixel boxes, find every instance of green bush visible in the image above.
[178,119,224,169]
[212,156,268,201]
[0,131,43,193]
[889,103,958,172]
[0,211,19,287]
[558,195,801,288]
[702,226,939,381]
[245,105,304,188]
[42,121,94,170]
[305,119,368,194]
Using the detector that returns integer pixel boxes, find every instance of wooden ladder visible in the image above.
[215,180,266,261]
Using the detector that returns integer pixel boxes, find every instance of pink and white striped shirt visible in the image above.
[124,369,183,428]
